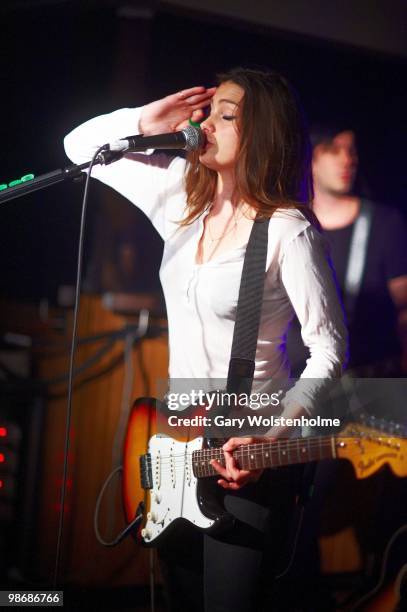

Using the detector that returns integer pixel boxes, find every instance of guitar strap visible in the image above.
[225,200,373,395]
[226,216,270,397]
[343,199,374,323]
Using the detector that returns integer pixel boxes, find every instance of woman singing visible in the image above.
[65,68,347,612]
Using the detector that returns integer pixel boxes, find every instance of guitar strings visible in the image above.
[141,435,399,464]
[144,449,396,466]
[144,437,333,456]
[143,439,335,464]
[140,445,384,478]
[143,448,374,470]
[140,445,400,475]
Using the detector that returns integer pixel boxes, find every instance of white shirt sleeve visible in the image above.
[63,107,187,239]
[280,225,348,415]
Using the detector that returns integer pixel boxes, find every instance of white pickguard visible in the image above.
[141,435,215,543]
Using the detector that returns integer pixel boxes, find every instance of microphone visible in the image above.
[97,125,204,164]
[107,125,204,154]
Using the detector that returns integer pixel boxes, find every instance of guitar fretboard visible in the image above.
[192,437,335,478]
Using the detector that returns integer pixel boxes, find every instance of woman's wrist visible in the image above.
[138,109,153,136]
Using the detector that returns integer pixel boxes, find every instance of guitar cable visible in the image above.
[274,501,306,580]
[92,323,151,550]
[106,313,149,538]
[274,461,316,580]
[93,465,144,546]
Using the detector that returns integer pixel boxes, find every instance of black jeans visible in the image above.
[158,467,302,612]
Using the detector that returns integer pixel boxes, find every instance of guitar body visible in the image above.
[122,398,407,546]
[122,398,233,546]
[351,526,407,611]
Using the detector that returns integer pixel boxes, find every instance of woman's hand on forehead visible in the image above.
[139,86,216,135]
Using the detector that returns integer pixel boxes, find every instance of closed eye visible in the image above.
[222,115,236,121]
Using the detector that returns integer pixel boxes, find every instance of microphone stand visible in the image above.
[1,144,133,589]
[0,150,120,205]
[0,125,203,205]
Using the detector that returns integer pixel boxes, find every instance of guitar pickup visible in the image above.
[140,453,153,490]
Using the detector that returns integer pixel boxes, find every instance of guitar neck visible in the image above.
[192,436,336,478]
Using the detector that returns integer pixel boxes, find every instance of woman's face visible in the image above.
[199,81,244,172]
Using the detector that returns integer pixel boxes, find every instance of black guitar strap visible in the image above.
[226,216,270,397]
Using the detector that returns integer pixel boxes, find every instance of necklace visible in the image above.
[206,205,247,244]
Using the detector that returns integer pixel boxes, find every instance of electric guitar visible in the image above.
[350,525,407,611]
[122,398,407,545]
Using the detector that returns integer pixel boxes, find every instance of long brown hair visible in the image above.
[182,67,317,226]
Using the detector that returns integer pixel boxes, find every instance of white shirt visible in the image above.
[64,107,347,415]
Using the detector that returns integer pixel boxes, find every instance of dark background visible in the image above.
[0,0,406,603]
[0,0,406,304]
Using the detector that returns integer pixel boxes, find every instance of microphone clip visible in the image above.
[96,148,125,166]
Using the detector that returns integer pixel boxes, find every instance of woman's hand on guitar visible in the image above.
[210,437,264,491]
[139,86,216,136]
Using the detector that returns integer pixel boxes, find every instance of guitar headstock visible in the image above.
[336,415,407,479]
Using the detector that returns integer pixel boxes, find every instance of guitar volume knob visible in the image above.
[141,528,152,540]
[147,511,158,522]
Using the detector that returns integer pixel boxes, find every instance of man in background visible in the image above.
[284,126,407,610]
[289,125,407,378]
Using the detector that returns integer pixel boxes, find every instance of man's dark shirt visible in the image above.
[288,203,407,374]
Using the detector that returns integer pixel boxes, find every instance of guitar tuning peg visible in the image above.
[390,420,399,435]
[388,422,395,435]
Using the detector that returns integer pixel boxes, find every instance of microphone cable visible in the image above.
[52,145,106,590]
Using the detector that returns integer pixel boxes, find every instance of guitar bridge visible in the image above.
[140,453,153,489]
